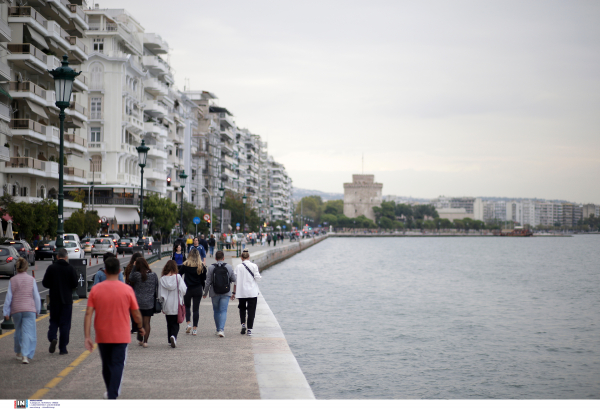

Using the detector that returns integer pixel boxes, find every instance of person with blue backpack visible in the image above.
[203,250,236,337]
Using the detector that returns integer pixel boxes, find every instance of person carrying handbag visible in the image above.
[179,248,206,335]
[232,249,261,336]
[128,258,158,348]
[159,260,187,348]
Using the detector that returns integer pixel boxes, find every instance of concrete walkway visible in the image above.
[0,238,320,400]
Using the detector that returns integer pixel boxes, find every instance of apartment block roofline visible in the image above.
[209,106,233,115]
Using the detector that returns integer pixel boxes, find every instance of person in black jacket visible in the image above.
[208,235,216,258]
[199,234,209,255]
[178,248,206,335]
[42,248,78,355]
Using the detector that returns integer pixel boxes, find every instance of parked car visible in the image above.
[117,238,134,254]
[0,245,20,277]
[91,237,117,257]
[6,240,35,266]
[35,240,57,260]
[82,238,95,254]
[63,240,84,259]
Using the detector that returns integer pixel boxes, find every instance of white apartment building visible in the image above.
[3,0,89,216]
[431,196,484,221]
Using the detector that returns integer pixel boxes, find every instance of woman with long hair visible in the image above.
[129,258,158,348]
[3,258,40,364]
[159,260,186,348]
[124,252,143,333]
[179,248,206,335]
[172,243,186,267]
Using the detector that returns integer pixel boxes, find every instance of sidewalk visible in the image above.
[0,238,315,400]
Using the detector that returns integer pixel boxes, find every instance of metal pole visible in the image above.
[202,186,213,236]
[243,201,246,234]
[56,110,65,249]
[180,186,184,236]
[138,167,144,245]
[91,167,94,212]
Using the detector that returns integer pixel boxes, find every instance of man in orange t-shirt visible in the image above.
[85,257,145,399]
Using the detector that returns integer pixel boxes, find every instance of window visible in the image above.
[90,97,102,119]
[93,38,104,53]
[90,155,102,172]
[90,64,103,89]
[90,127,102,142]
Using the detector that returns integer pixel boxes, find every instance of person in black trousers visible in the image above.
[178,248,206,335]
[42,248,78,355]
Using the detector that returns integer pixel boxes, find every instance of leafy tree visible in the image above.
[462,218,474,231]
[7,200,35,240]
[423,220,436,230]
[33,199,58,238]
[294,195,323,224]
[413,204,439,220]
[64,211,86,238]
[223,192,260,233]
[145,193,177,240]
[379,216,395,230]
[321,213,338,226]
[324,200,343,216]
[454,219,465,230]
[179,200,203,235]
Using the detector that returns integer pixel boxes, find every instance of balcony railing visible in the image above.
[68,36,88,54]
[7,44,47,64]
[10,119,46,134]
[88,22,118,32]
[6,157,43,170]
[68,4,88,23]
[64,133,87,147]
[9,81,47,99]
[90,111,102,120]
[45,20,70,42]
[69,101,86,116]
[65,167,85,178]
[90,197,139,206]
[9,7,47,26]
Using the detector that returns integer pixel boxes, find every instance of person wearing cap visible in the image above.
[232,249,261,336]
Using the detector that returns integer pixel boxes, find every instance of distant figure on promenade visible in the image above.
[266,234,272,246]
[208,235,216,257]
[123,252,143,334]
[203,250,236,337]
[241,234,247,251]
[94,253,124,286]
[3,258,41,364]
[188,237,206,262]
[272,233,277,247]
[261,234,266,246]
[250,232,256,246]
[186,235,193,248]
[179,248,206,336]
[129,258,158,348]
[85,257,145,399]
[199,234,209,254]
[42,248,77,355]
[233,250,261,336]
[225,234,232,249]
[174,234,186,256]
[159,260,187,348]
[172,243,186,267]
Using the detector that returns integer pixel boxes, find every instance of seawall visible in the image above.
[231,235,328,399]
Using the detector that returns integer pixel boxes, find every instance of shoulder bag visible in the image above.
[176,274,185,323]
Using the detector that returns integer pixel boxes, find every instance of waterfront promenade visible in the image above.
[0,238,325,400]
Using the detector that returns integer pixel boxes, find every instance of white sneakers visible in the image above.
[16,353,22,360]
[186,325,192,334]
[217,330,225,337]
[192,329,197,335]
[247,329,252,336]
[170,335,177,348]
[22,356,29,364]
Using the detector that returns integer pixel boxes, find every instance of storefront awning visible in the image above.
[115,208,140,225]
[95,208,115,220]
[25,27,49,50]
[25,100,48,120]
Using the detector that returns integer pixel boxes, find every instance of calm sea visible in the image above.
[258,236,600,399]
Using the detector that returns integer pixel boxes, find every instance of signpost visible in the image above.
[193,216,201,236]
[236,222,240,231]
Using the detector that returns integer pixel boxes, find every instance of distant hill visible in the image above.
[293,188,344,202]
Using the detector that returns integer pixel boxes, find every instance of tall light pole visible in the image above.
[202,186,213,236]
[49,55,80,249]
[242,194,247,234]
[219,183,225,234]
[179,170,188,236]
[88,158,95,213]
[135,140,149,245]
[257,198,263,232]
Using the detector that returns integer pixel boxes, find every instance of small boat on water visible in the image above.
[495,226,534,237]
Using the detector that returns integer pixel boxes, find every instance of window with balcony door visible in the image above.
[90,63,103,89]
[91,97,102,119]
[90,127,102,143]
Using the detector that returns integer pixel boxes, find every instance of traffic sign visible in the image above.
[236,226,240,230]
[101,216,107,222]
[236,222,240,227]
[193,217,201,225]
[203,214,210,221]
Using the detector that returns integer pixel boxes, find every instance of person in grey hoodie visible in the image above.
[159,260,186,348]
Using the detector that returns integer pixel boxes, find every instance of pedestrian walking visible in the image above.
[267,233,272,246]
[241,235,247,251]
[226,234,232,249]
[233,250,261,336]
[261,233,266,246]
[172,243,186,267]
[273,233,277,247]
[203,250,236,337]
[208,235,216,257]
[93,252,124,285]
[42,248,78,355]
[129,258,158,348]
[188,237,206,262]
[159,260,187,348]
[3,258,41,364]
[123,252,142,334]
[84,257,144,399]
[199,234,209,254]
[179,248,206,335]
[174,234,186,256]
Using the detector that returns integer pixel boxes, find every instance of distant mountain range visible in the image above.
[293,188,344,202]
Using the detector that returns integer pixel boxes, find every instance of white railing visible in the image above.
[89,142,105,150]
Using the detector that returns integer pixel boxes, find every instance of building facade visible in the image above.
[343,174,383,221]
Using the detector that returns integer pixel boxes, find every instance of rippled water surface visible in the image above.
[258,236,600,399]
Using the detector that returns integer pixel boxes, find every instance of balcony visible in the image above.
[87,22,118,32]
[145,168,166,181]
[4,157,59,179]
[0,60,10,82]
[143,33,169,54]
[10,119,47,143]
[45,20,71,51]
[68,36,88,61]
[218,112,235,127]
[88,141,105,150]
[220,127,235,142]
[7,44,47,73]
[67,101,87,122]
[0,147,10,162]
[0,102,10,123]
[148,146,167,160]
[64,133,87,152]
[88,172,106,184]
[8,81,48,107]
[142,55,170,75]
[144,100,168,117]
[68,4,89,31]
[64,166,86,183]
[8,7,47,37]
[144,121,168,138]
[0,13,11,43]
[125,115,144,133]
[73,73,89,92]
[144,78,168,96]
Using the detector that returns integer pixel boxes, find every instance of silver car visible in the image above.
[91,238,117,257]
[0,245,20,277]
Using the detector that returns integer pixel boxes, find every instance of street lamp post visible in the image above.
[135,140,149,246]
[219,183,225,234]
[202,186,213,236]
[242,195,247,233]
[179,171,188,236]
[88,158,95,213]
[49,55,80,249]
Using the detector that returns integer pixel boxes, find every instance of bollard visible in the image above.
[40,299,47,315]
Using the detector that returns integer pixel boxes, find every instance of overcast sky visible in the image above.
[99,0,599,203]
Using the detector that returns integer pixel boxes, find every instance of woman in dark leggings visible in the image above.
[179,248,206,335]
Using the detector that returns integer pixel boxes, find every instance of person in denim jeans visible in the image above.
[203,250,236,337]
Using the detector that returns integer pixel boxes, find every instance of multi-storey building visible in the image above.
[3,0,89,217]
[432,197,484,221]
[535,202,555,227]
[582,204,598,219]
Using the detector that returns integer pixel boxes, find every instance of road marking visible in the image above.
[0,310,51,339]
[30,341,97,399]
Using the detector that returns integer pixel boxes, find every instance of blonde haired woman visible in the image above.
[179,248,206,335]
[3,258,41,364]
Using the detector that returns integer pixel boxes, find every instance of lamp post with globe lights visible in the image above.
[135,140,149,245]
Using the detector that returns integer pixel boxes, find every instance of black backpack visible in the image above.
[212,263,230,294]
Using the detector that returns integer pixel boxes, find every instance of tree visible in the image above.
[413,204,439,220]
[423,220,436,230]
[32,199,58,238]
[321,213,338,226]
[145,193,177,240]
[223,192,260,233]
[454,219,464,230]
[7,200,35,240]
[324,200,343,216]
[294,195,323,224]
[180,200,203,234]
[64,210,86,238]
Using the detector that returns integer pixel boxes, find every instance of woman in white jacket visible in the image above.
[232,250,261,336]
[159,260,186,348]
